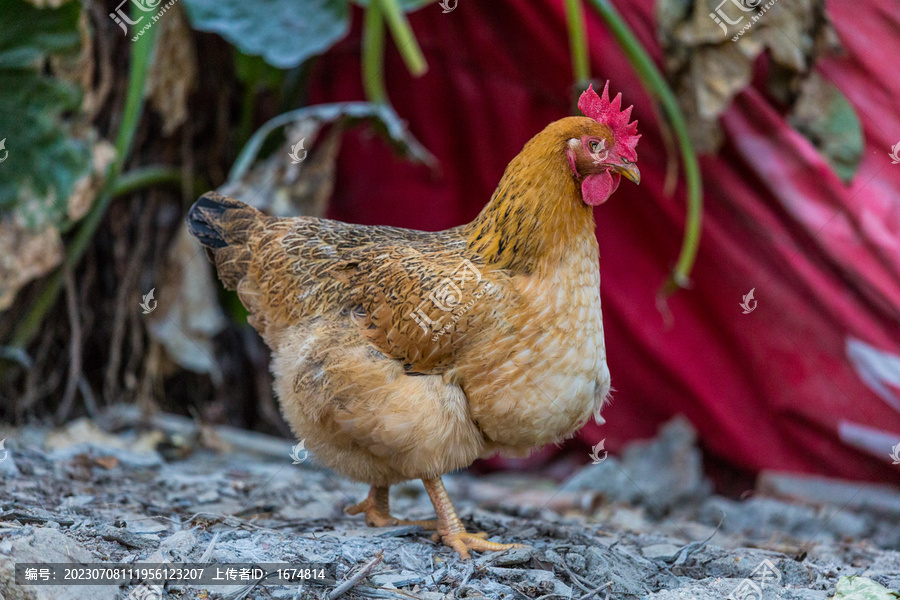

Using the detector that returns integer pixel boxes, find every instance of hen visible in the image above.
[187,83,640,558]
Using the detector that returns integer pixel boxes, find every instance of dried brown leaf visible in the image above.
[146,4,198,136]
[147,226,227,380]
[658,0,838,153]
[68,139,116,221]
[0,220,63,311]
[93,455,119,469]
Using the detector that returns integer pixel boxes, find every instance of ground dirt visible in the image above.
[1,415,898,600]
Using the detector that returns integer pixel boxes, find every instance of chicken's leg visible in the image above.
[345,486,437,529]
[422,477,523,559]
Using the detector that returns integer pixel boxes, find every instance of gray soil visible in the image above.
[1,415,899,600]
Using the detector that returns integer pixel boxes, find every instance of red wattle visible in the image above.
[581,171,620,206]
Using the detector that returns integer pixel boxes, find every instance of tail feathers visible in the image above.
[187,192,265,292]
[186,192,259,250]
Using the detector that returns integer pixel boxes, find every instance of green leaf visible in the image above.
[788,73,864,184]
[832,576,900,600]
[0,0,92,230]
[234,51,284,91]
[354,0,433,11]
[0,0,81,68]
[182,0,350,69]
[182,0,431,70]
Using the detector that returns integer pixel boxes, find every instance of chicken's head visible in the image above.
[565,82,641,206]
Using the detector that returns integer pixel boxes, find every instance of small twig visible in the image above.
[558,558,592,594]
[457,560,475,591]
[199,531,220,563]
[78,375,98,417]
[56,267,83,424]
[329,553,384,599]
[350,586,422,599]
[576,580,613,600]
[104,195,153,402]
[374,588,423,599]
[0,346,32,368]
[18,331,61,418]
[291,582,303,600]
[85,2,115,121]
[670,510,725,566]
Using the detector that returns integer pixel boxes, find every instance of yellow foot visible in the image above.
[345,486,436,529]
[420,476,524,560]
[433,531,524,560]
[345,497,400,527]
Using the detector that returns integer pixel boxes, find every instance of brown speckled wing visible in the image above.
[234,214,512,374]
[349,247,512,374]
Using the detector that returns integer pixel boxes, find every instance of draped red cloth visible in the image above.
[307,0,900,483]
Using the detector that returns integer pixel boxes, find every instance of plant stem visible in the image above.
[564,0,591,88]
[226,102,436,184]
[9,17,159,349]
[112,165,182,197]
[237,84,257,148]
[377,0,427,76]
[587,0,703,296]
[362,0,388,104]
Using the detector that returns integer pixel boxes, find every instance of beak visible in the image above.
[615,162,641,185]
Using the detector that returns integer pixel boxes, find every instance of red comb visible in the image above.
[578,82,641,161]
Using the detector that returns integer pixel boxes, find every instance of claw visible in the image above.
[422,476,523,559]
[437,531,524,560]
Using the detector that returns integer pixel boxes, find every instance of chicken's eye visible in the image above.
[589,140,602,153]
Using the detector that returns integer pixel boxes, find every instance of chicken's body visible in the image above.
[271,213,609,486]
[188,85,640,558]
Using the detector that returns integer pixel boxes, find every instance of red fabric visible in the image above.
[307,0,900,483]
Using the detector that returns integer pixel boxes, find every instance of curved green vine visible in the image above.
[378,0,427,76]
[362,0,388,104]
[588,0,703,297]
[564,0,591,88]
